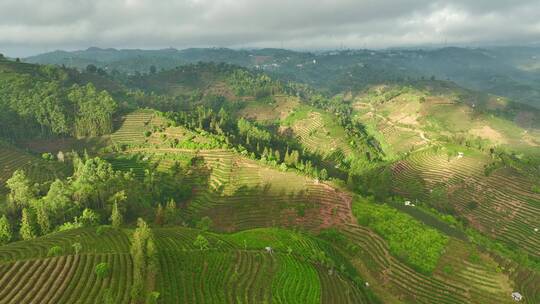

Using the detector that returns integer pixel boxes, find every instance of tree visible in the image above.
[194,234,210,250]
[285,149,300,166]
[346,173,355,189]
[149,65,157,74]
[130,218,156,302]
[0,215,12,245]
[20,208,36,240]
[36,203,51,235]
[72,242,82,255]
[86,64,97,73]
[95,262,110,279]
[164,199,177,224]
[57,151,65,162]
[319,168,328,181]
[110,202,123,228]
[102,288,115,304]
[68,84,117,137]
[47,245,63,257]
[72,157,124,209]
[108,190,127,210]
[78,208,100,227]
[196,216,212,232]
[146,292,160,304]
[154,204,164,226]
[6,169,35,208]
[43,179,75,223]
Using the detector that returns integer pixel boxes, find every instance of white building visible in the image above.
[512,292,523,301]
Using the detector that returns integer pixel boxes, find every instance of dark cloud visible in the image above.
[1,0,539,56]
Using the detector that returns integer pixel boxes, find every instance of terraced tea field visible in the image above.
[331,224,518,304]
[289,110,354,161]
[111,109,167,146]
[0,144,67,195]
[0,145,34,193]
[152,227,373,304]
[0,228,132,304]
[130,148,355,232]
[391,148,540,258]
[104,146,539,303]
[0,226,372,304]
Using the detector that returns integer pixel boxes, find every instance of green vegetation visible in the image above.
[0,60,117,140]
[0,55,538,304]
[353,198,448,274]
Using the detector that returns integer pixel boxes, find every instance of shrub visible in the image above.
[72,242,82,255]
[196,216,212,232]
[194,234,210,250]
[57,221,83,231]
[47,246,63,257]
[95,262,110,279]
[0,215,12,245]
[146,291,160,304]
[96,225,111,236]
[42,153,54,161]
[78,209,100,227]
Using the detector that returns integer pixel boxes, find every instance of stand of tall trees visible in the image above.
[163,106,333,179]
[130,218,158,303]
[0,61,118,140]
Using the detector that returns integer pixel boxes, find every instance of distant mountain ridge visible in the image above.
[24,46,540,108]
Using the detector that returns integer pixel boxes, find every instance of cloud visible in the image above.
[1,0,539,56]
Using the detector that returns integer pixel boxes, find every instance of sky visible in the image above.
[1,0,540,57]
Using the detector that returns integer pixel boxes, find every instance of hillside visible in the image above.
[0,226,373,304]
[352,82,540,158]
[0,57,539,303]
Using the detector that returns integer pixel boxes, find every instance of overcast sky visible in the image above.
[1,0,540,57]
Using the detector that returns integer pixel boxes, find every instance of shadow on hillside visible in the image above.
[190,179,322,232]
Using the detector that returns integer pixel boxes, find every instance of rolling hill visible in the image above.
[0,56,539,303]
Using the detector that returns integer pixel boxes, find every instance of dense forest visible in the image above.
[0,59,117,140]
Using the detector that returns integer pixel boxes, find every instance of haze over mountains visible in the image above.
[24,46,540,108]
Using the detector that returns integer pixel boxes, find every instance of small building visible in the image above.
[404,201,412,206]
[534,228,538,232]
[457,152,464,158]
[265,246,273,254]
[512,292,523,301]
